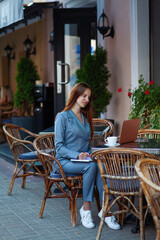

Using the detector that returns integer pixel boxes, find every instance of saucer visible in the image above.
[104,143,120,147]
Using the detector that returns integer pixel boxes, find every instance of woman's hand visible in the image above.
[78,152,90,159]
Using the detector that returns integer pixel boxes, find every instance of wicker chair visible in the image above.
[91,148,158,240]
[0,105,16,143]
[33,133,101,227]
[138,129,160,139]
[135,158,160,240]
[139,123,151,130]
[0,104,13,115]
[3,123,43,195]
[92,118,114,146]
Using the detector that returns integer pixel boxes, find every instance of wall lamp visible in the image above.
[4,44,15,60]
[48,31,54,51]
[97,10,114,39]
[23,35,36,58]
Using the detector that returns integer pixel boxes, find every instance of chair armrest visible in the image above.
[24,133,39,141]
[0,109,16,121]
[8,138,38,160]
[36,149,73,186]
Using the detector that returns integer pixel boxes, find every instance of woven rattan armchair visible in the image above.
[0,104,13,114]
[92,118,114,146]
[33,133,101,227]
[135,158,160,240]
[0,105,16,143]
[139,123,151,130]
[138,129,160,139]
[3,123,43,195]
[91,148,158,240]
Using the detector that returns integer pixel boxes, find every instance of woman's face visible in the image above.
[76,88,91,108]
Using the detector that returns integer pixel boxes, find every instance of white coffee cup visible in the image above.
[105,136,117,146]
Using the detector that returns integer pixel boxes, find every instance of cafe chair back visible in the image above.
[139,123,151,130]
[0,106,17,143]
[92,118,114,146]
[138,129,160,139]
[91,148,158,240]
[135,158,160,240]
[3,123,43,195]
[34,133,82,227]
[34,133,100,227]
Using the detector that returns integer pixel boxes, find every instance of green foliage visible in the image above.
[128,74,160,129]
[14,57,40,116]
[75,46,112,117]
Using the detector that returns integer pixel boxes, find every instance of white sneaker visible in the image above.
[80,206,95,229]
[98,209,121,230]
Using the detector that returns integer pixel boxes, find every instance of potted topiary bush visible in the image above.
[13,57,40,132]
[75,45,112,117]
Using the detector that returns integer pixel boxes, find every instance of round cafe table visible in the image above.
[92,138,160,159]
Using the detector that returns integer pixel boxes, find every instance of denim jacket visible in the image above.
[55,109,91,166]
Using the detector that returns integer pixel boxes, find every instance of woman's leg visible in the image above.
[62,161,97,228]
[95,163,121,230]
[95,164,104,203]
[62,161,97,203]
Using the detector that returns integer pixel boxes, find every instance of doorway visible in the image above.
[53,7,97,116]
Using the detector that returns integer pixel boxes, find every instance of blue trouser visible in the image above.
[62,161,104,202]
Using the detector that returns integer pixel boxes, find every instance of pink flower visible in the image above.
[145,90,149,95]
[128,92,131,97]
[118,87,122,93]
[149,81,154,86]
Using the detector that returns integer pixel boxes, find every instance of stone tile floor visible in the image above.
[0,157,156,240]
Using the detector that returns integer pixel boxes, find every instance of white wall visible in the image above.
[130,0,149,90]
[101,0,149,135]
[103,0,131,135]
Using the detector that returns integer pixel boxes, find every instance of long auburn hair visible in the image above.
[63,82,94,139]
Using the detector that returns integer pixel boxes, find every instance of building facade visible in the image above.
[0,0,158,134]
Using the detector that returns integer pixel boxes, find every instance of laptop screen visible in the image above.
[119,119,140,144]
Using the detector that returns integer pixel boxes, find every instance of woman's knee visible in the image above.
[90,161,97,170]
[82,162,97,175]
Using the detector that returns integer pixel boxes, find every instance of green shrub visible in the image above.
[14,58,40,116]
[76,46,112,117]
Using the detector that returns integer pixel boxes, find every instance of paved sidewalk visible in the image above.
[0,157,156,240]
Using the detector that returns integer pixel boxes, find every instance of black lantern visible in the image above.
[23,35,36,58]
[48,31,54,51]
[4,44,15,60]
[97,10,114,39]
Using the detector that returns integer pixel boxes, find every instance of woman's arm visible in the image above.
[55,113,80,159]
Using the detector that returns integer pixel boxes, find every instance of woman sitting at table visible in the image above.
[0,86,13,106]
[54,82,120,230]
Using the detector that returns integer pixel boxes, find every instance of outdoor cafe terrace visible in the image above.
[0,136,157,240]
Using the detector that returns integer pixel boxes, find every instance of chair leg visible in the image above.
[118,198,127,226]
[21,165,26,189]
[39,182,52,218]
[96,210,105,240]
[156,229,160,240]
[70,199,77,227]
[96,192,109,240]
[8,162,18,195]
[94,186,101,212]
[139,187,145,240]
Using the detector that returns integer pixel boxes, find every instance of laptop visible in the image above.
[119,119,140,144]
